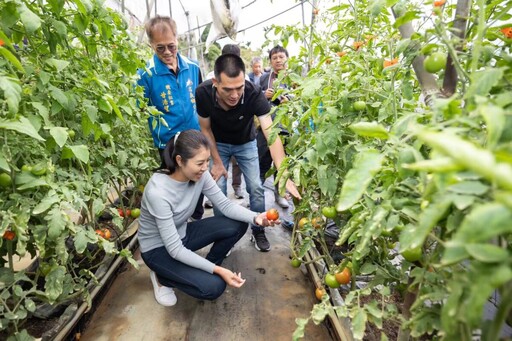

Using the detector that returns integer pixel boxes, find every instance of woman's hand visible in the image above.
[254,212,281,227]
[214,266,246,288]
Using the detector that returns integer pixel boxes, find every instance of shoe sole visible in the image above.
[250,235,270,252]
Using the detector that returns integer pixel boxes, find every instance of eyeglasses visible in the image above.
[155,44,177,53]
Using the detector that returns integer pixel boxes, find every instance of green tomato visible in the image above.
[0,173,12,188]
[31,163,47,176]
[130,208,141,218]
[324,273,341,288]
[68,129,76,139]
[21,165,32,172]
[321,206,337,219]
[291,258,302,268]
[353,101,366,111]
[401,247,422,262]
[423,52,447,73]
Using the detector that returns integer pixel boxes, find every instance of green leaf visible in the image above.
[0,74,22,114]
[370,0,386,16]
[45,58,70,72]
[317,165,338,196]
[465,244,509,263]
[465,68,505,99]
[478,104,505,149]
[0,47,24,73]
[453,203,512,243]
[46,207,66,241]
[105,94,124,121]
[45,266,66,303]
[62,145,90,163]
[352,309,368,340]
[49,85,69,110]
[403,157,464,172]
[0,153,10,172]
[393,11,419,28]
[336,150,385,211]
[417,130,512,190]
[49,127,68,148]
[301,78,324,98]
[292,318,308,340]
[32,192,60,215]
[74,228,95,254]
[0,116,44,141]
[18,3,42,34]
[399,197,451,251]
[349,121,389,139]
[447,181,489,195]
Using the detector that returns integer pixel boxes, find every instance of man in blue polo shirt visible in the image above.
[137,15,204,219]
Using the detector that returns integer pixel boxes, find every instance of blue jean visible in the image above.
[141,216,248,300]
[213,140,266,233]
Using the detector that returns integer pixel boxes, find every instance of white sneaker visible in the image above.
[150,271,177,306]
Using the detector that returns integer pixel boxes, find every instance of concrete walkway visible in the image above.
[80,177,333,341]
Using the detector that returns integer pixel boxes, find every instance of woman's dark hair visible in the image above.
[214,53,246,80]
[160,130,210,174]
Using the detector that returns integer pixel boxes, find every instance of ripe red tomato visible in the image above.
[95,229,105,238]
[117,208,125,217]
[2,230,15,240]
[335,268,351,284]
[266,208,279,221]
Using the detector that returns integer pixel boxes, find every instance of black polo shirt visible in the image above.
[196,79,271,145]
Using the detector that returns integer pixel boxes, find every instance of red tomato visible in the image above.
[266,208,279,221]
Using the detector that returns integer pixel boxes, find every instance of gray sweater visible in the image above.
[138,171,257,274]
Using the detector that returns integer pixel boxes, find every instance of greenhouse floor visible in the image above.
[79,177,333,341]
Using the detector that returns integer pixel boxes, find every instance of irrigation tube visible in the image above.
[53,231,140,341]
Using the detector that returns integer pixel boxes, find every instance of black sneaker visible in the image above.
[251,231,270,252]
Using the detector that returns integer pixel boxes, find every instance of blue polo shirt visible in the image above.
[137,53,202,149]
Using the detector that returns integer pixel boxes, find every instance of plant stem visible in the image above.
[485,282,512,341]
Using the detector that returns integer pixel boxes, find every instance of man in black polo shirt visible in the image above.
[196,54,300,252]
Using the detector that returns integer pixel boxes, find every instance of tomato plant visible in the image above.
[0,0,155,337]
[266,0,512,339]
